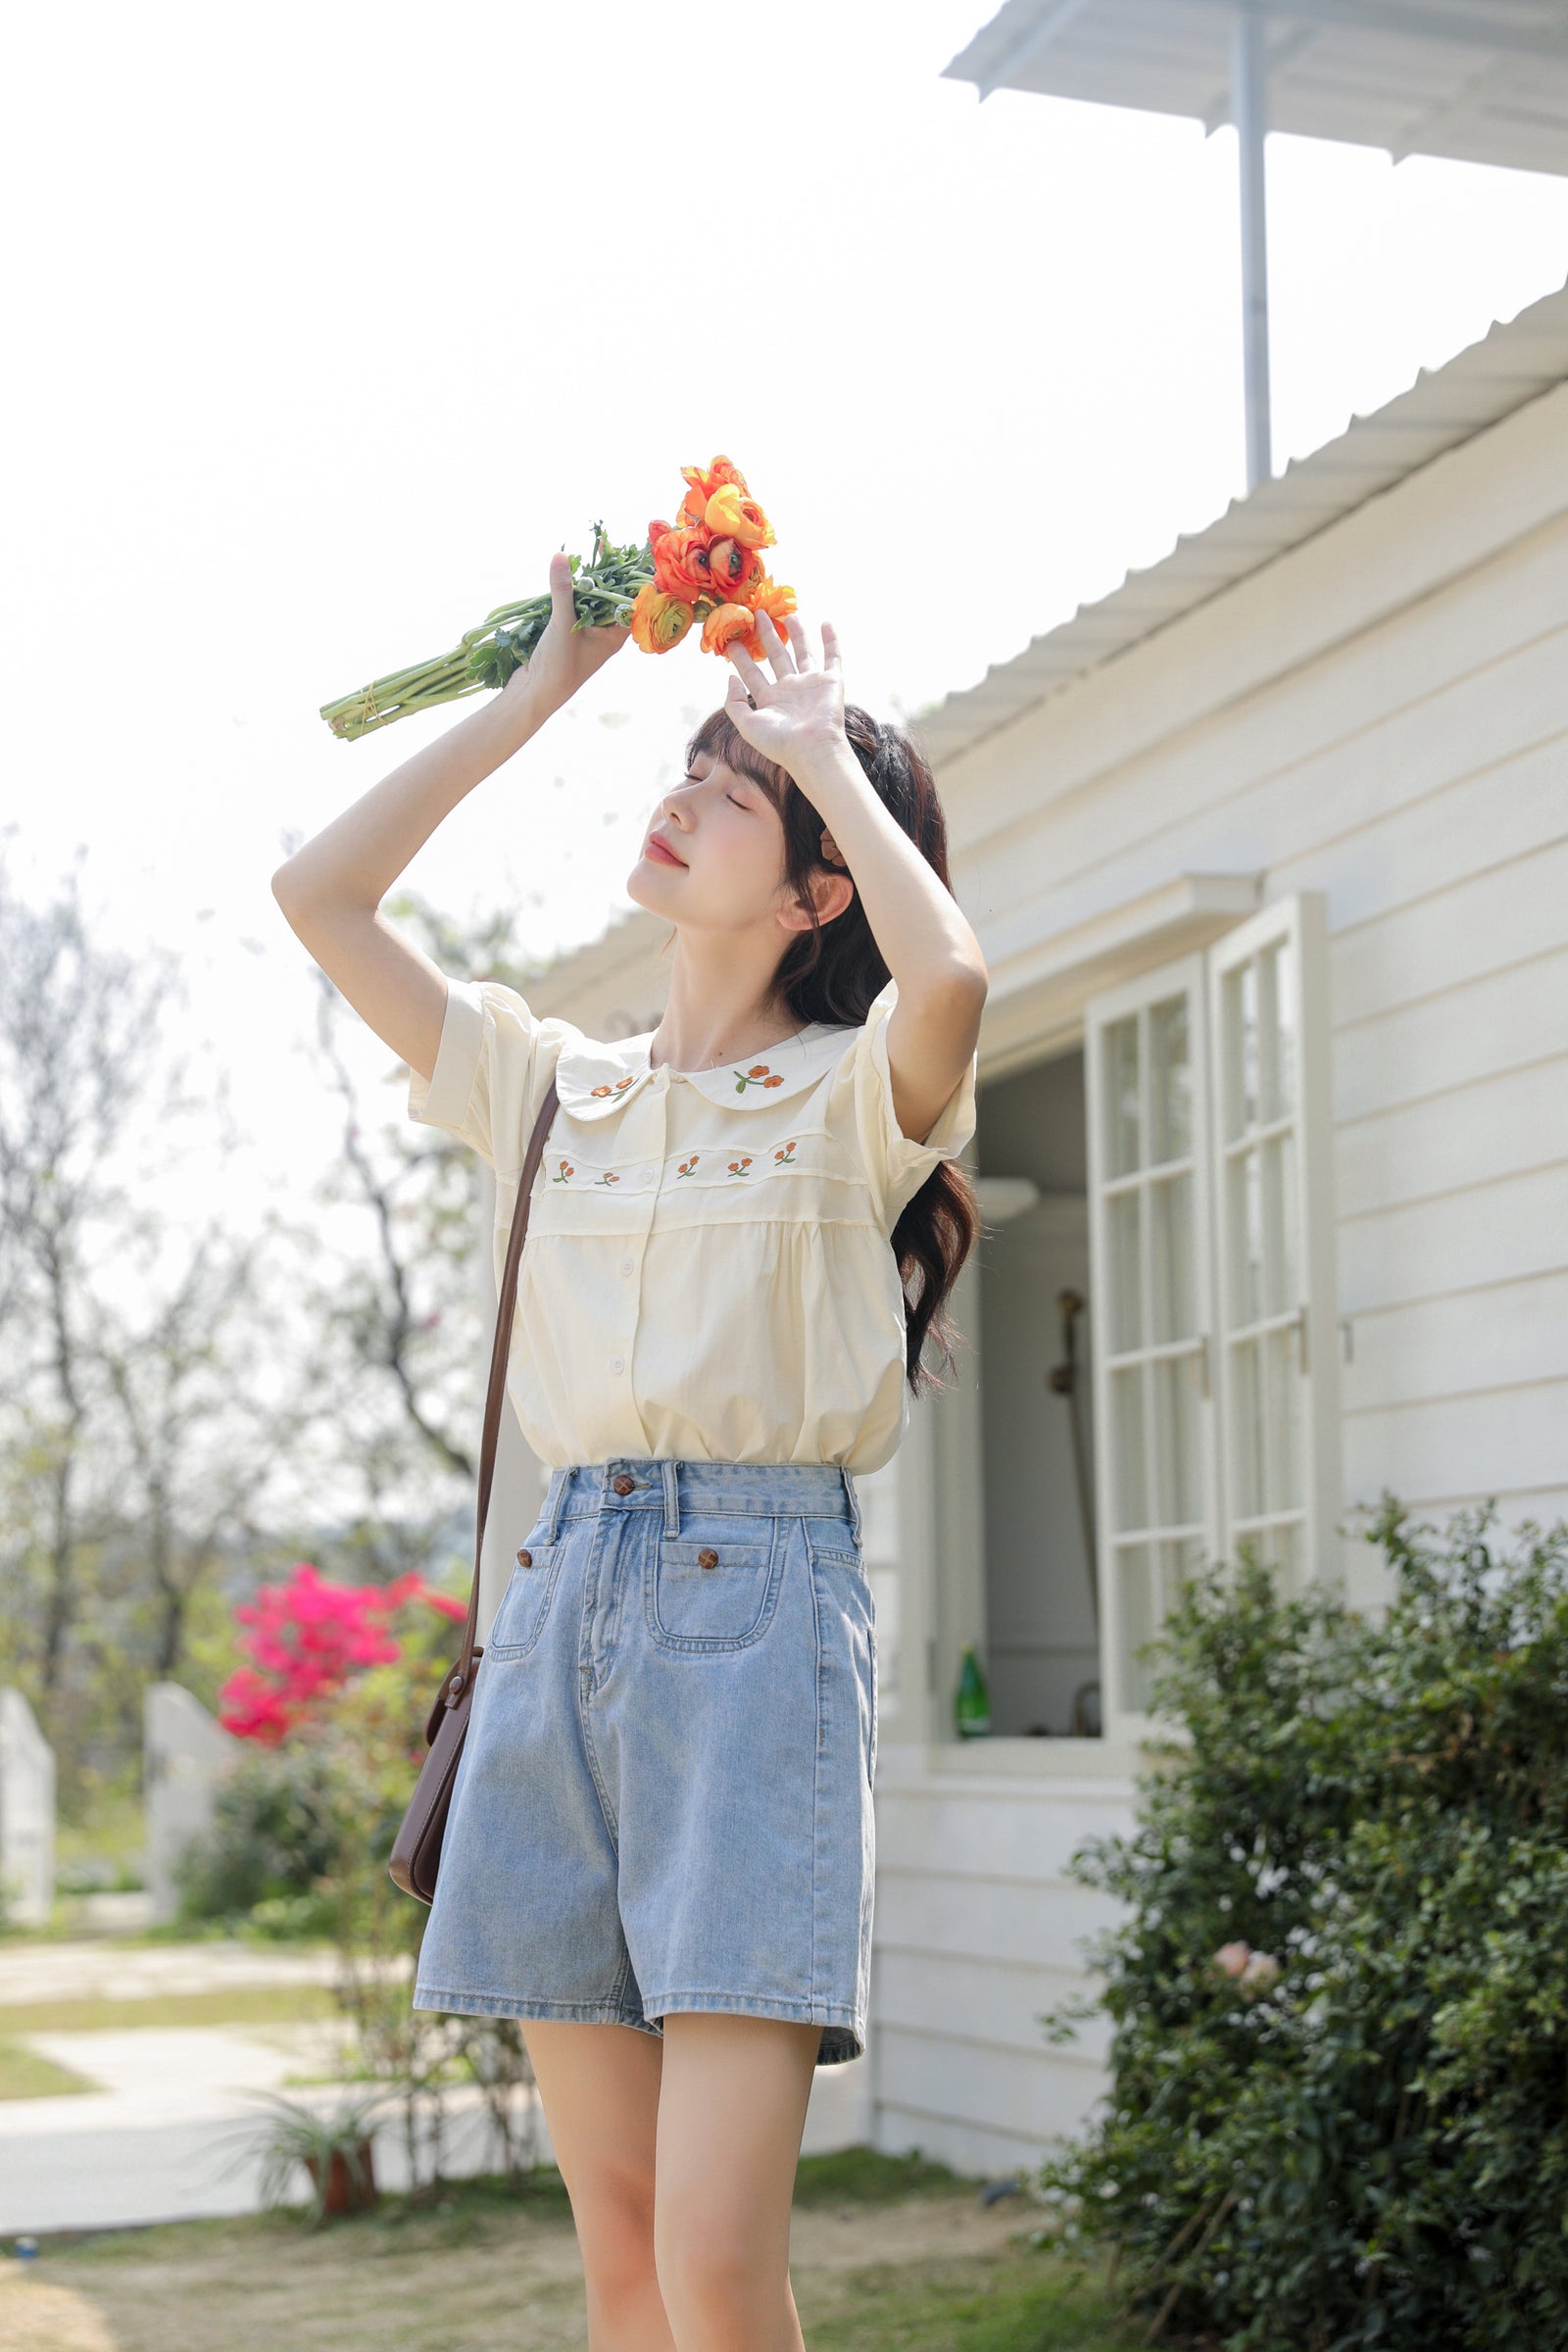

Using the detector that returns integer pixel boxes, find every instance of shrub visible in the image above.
[174,1740,346,1927]
[1034,1498,1568,2352]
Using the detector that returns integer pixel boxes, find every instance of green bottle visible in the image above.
[955,1642,992,1739]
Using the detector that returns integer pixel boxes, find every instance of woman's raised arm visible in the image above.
[271,553,627,1080]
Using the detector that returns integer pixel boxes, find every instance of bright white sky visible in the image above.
[5,0,1567,1225]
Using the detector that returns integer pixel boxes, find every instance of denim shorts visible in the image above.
[412,1455,876,2067]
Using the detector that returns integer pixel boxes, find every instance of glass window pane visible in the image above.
[1152,1352,1201,1532]
[1263,1326,1303,1511]
[1263,939,1296,1126]
[1108,1191,1144,1352]
[1262,1131,1298,1316]
[1149,995,1191,1163]
[1223,960,1260,1142]
[1231,1337,1265,1521]
[1116,1544,1157,1713]
[1156,1539,1203,1626]
[1250,1519,1300,1581]
[1150,1172,1195,1343]
[1103,1015,1141,1177]
[1228,1147,1265,1328]
[1111,1365,1149,1533]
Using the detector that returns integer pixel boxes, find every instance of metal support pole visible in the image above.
[1231,8,1273,490]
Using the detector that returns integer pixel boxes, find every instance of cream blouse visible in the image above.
[407,971,979,1474]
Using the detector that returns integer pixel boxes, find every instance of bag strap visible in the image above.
[442,1072,561,1708]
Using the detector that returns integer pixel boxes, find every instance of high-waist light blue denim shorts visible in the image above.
[412,1455,876,2067]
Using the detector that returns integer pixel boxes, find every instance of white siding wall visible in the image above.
[870,1755,1132,2176]
[872,368,1568,2174]
[947,375,1568,1547]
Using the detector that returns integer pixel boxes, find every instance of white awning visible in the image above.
[944,0,1568,178]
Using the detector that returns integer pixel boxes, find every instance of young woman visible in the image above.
[272,549,988,2351]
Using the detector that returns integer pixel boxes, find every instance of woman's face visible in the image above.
[627,745,794,939]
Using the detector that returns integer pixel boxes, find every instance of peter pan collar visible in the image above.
[554,1016,856,1120]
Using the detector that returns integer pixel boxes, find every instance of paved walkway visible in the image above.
[0,1938,405,2009]
[0,2021,539,2233]
[0,1940,868,2233]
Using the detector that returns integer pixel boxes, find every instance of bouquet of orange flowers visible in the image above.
[319,455,795,741]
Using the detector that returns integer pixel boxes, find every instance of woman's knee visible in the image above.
[654,2203,777,2320]
[572,2159,661,2293]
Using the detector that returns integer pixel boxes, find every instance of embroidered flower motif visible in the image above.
[551,1159,574,1184]
[588,1074,639,1100]
[773,1139,797,1164]
[726,1155,755,1177]
[676,1155,701,1177]
[733,1064,778,1093]
[594,1171,621,1187]
[590,1085,614,1098]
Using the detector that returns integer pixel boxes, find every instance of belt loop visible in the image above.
[543,1467,565,1544]
[841,1466,862,1545]
[662,1457,681,1537]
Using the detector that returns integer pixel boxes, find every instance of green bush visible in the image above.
[1035,1498,1568,2352]
[174,1741,347,1928]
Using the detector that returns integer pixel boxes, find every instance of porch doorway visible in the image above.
[974,1046,1102,1738]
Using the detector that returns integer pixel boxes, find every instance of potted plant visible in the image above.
[226,2086,393,2226]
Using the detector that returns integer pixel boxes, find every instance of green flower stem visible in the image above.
[320,529,656,740]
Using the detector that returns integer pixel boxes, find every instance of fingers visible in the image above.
[821,620,841,669]
[726,640,768,695]
[756,610,798,677]
[782,613,813,668]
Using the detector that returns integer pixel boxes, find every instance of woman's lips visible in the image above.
[646,836,686,866]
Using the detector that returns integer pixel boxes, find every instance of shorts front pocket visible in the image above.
[648,1519,782,1653]
[486,1544,564,1659]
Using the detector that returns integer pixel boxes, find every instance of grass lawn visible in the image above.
[0,1985,342,2036]
[0,2037,101,2101]
[2,2151,1138,2352]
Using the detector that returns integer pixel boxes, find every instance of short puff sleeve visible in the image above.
[845,976,978,1230]
[407,975,562,1178]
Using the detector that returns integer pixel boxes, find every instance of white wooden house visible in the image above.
[477,275,1568,2175]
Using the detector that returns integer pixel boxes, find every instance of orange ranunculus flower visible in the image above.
[630,583,696,655]
[654,525,715,602]
[700,602,765,660]
[704,485,774,549]
[677,485,710,529]
[681,455,749,504]
[709,536,760,595]
[742,576,798,632]
[647,517,675,551]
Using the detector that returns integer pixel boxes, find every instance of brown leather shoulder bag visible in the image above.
[389,1074,561,1903]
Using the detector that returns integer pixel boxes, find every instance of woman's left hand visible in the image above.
[722,611,847,777]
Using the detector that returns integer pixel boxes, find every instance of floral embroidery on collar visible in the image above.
[553,1017,858,1119]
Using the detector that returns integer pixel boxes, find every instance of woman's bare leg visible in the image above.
[521,2019,675,2350]
[652,2014,821,2352]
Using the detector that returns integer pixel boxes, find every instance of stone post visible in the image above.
[143,1683,242,1924]
[0,1690,56,1927]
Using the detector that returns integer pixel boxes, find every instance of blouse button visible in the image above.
[639,1166,655,1184]
[611,1354,625,1373]
[698,1547,719,1570]
[620,1257,634,1276]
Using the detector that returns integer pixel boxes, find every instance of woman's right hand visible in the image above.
[504,550,630,717]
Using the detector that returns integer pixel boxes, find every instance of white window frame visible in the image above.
[1207,893,1342,1593]
[1085,893,1341,1737]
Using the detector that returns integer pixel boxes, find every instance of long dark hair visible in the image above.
[674,702,981,1397]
